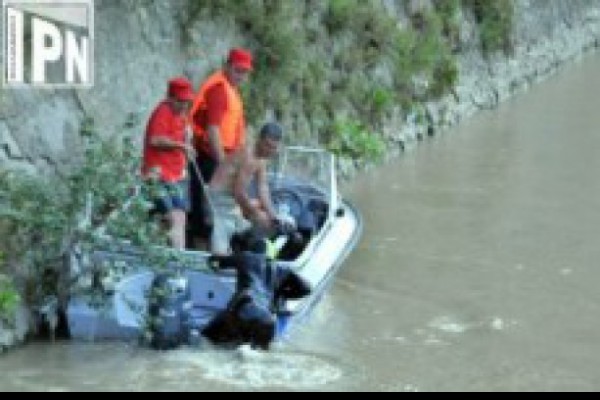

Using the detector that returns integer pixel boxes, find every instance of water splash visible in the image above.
[428,315,517,335]
[162,347,342,389]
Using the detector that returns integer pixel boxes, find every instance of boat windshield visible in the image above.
[269,147,338,214]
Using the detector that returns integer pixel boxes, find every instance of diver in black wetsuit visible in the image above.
[203,229,311,350]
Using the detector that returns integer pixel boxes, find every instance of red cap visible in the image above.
[168,77,195,102]
[228,48,253,71]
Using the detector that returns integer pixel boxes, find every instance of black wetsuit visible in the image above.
[203,250,311,349]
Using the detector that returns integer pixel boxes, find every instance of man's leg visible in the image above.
[159,180,190,250]
[208,191,247,256]
[210,215,233,256]
[167,209,186,249]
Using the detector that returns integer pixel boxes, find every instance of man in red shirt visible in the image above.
[142,77,196,249]
[188,48,254,242]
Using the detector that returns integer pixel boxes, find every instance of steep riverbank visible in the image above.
[2,0,600,351]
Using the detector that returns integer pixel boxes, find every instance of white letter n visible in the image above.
[66,30,88,84]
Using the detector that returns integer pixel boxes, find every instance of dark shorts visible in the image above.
[152,179,190,214]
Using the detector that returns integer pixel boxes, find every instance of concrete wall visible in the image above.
[1,0,599,173]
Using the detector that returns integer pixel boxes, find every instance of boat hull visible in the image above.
[67,200,362,344]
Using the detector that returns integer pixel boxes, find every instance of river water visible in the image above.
[2,52,600,391]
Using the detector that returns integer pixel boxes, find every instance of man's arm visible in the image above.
[147,105,195,158]
[256,161,277,220]
[233,156,275,231]
[232,150,256,218]
[207,125,226,163]
[150,136,195,158]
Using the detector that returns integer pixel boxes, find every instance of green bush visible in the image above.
[327,119,386,162]
[325,0,358,34]
[411,12,446,72]
[463,0,514,54]
[433,0,461,49]
[0,122,167,310]
[392,28,418,89]
[0,278,19,321]
[434,0,461,22]
[371,87,395,118]
[0,252,20,320]
[429,55,459,97]
[242,2,305,119]
[391,12,458,103]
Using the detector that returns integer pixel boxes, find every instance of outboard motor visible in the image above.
[148,273,190,350]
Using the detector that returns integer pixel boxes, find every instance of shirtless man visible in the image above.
[207,122,283,255]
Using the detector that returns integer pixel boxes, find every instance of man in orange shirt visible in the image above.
[142,77,196,249]
[188,48,254,241]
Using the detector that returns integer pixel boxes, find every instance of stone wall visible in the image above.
[385,0,600,157]
[0,0,600,170]
[1,1,599,173]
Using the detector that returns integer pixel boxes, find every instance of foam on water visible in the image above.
[428,315,516,335]
[162,346,342,389]
[428,316,469,334]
